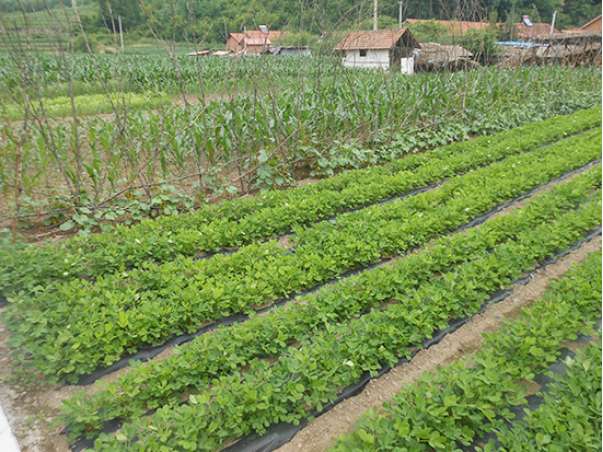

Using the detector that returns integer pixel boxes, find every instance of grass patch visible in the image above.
[2,91,171,120]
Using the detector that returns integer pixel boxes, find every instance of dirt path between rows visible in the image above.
[0,320,73,451]
[278,236,602,452]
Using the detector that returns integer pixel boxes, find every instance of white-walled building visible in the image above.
[335,29,420,72]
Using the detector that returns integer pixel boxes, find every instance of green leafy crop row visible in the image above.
[489,342,601,451]
[91,195,601,450]
[333,252,601,451]
[5,130,600,382]
[58,169,601,442]
[1,91,171,120]
[1,107,599,296]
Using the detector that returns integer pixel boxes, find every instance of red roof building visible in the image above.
[335,29,420,71]
[579,15,602,33]
[226,29,285,54]
[514,22,557,39]
[405,18,492,35]
[334,29,419,51]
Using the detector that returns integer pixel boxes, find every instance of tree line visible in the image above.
[1,0,599,45]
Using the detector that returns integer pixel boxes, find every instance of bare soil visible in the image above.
[0,320,72,452]
[278,236,602,452]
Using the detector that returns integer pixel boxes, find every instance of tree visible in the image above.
[98,0,143,31]
[461,28,499,63]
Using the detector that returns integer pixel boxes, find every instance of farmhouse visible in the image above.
[405,17,557,39]
[580,15,602,33]
[565,15,602,34]
[335,29,420,72]
[416,42,476,71]
[405,18,491,35]
[226,26,285,55]
[514,21,557,39]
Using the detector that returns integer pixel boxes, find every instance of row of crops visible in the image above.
[3,109,601,379]
[0,54,341,94]
[1,108,600,450]
[335,253,602,450]
[1,91,171,120]
[1,65,600,229]
[3,106,599,296]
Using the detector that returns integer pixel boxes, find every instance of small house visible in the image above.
[565,15,602,34]
[226,26,285,55]
[405,18,492,35]
[580,15,602,33]
[514,21,558,39]
[416,42,476,71]
[334,29,420,72]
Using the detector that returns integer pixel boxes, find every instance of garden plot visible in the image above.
[5,124,602,383]
[0,109,601,451]
[1,65,600,237]
[332,252,601,451]
[2,106,600,296]
[281,237,601,451]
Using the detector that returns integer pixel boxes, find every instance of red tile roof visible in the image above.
[514,22,557,38]
[228,32,245,43]
[228,30,284,46]
[406,18,492,34]
[581,15,602,33]
[335,29,418,50]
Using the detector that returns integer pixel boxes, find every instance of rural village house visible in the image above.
[404,18,557,39]
[497,13,602,67]
[405,18,492,34]
[580,15,602,33]
[565,15,602,34]
[514,21,558,39]
[335,29,420,72]
[415,42,475,71]
[226,26,284,54]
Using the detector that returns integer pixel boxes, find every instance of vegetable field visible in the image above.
[0,104,600,451]
[1,61,600,235]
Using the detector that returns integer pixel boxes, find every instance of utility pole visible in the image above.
[550,10,557,34]
[107,3,117,46]
[373,0,378,31]
[118,15,124,51]
[71,0,91,53]
[398,1,403,28]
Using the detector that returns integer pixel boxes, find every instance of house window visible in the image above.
[359,49,367,57]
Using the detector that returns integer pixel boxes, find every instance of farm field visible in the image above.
[333,253,602,451]
[0,59,600,236]
[0,102,601,451]
[1,1,602,450]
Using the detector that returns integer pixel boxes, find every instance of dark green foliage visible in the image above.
[0,97,599,303]
[2,0,599,42]
[98,0,142,31]
[3,122,600,384]
[405,20,451,43]
[490,342,602,451]
[92,189,602,450]
[460,29,500,63]
[334,252,602,450]
[59,168,601,442]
